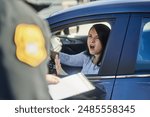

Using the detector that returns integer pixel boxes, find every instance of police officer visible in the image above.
[0,0,53,99]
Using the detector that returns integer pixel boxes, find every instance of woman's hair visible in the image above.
[85,24,110,65]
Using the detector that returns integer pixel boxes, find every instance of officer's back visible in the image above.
[0,0,51,99]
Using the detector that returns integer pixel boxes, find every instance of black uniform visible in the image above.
[0,0,52,99]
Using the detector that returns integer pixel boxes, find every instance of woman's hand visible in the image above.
[46,74,60,84]
[55,54,68,75]
[54,54,61,75]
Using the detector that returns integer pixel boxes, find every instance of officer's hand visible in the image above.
[46,74,60,84]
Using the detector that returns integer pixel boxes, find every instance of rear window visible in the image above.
[136,19,150,72]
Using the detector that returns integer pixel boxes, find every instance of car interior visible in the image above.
[48,22,111,75]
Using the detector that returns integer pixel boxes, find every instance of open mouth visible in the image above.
[90,45,95,49]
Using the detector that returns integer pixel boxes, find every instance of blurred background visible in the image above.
[25,0,99,19]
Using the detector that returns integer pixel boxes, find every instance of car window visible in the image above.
[51,21,112,75]
[136,18,150,72]
[55,22,111,38]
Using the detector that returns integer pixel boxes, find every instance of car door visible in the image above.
[112,14,150,99]
[87,14,130,99]
[49,13,130,100]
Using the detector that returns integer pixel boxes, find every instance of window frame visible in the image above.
[116,14,143,75]
[51,13,130,76]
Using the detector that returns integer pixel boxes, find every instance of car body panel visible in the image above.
[117,14,142,74]
[47,0,150,99]
[113,13,150,99]
[112,76,150,99]
[47,0,150,32]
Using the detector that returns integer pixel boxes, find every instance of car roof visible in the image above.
[47,0,150,25]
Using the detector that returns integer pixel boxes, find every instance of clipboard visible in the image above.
[48,73,95,100]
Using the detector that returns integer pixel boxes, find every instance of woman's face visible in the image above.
[87,27,102,55]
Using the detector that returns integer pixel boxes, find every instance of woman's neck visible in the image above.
[92,54,101,64]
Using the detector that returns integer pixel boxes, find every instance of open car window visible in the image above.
[52,22,111,54]
[50,21,112,75]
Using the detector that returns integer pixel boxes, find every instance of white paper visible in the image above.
[48,73,95,100]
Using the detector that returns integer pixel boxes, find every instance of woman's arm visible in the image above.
[60,52,85,67]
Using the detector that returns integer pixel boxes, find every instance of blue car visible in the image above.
[47,0,150,99]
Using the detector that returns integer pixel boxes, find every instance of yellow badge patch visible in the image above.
[14,24,47,67]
